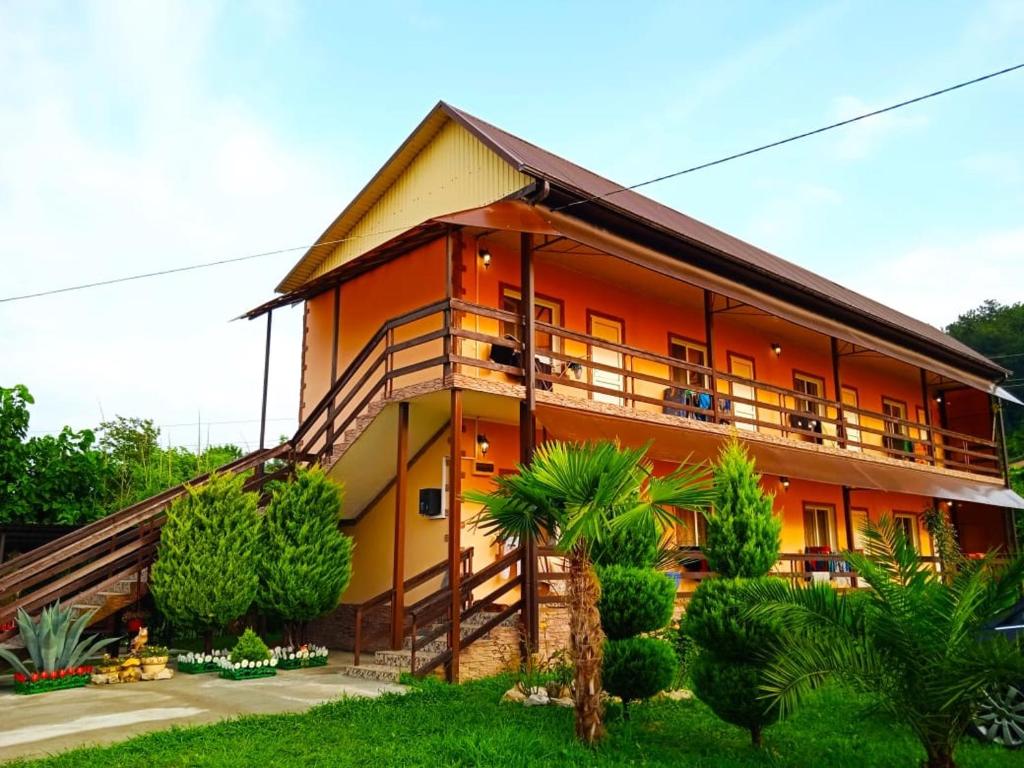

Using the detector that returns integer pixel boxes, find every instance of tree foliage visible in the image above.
[597,565,675,640]
[703,437,781,579]
[258,467,354,644]
[945,300,1024,458]
[149,473,260,643]
[748,516,1024,768]
[603,637,676,714]
[468,440,714,745]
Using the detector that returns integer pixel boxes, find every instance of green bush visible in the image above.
[691,650,779,744]
[597,565,675,640]
[258,467,354,645]
[229,629,270,664]
[703,438,780,579]
[656,619,698,689]
[149,472,260,648]
[590,521,659,569]
[603,637,676,718]
[683,577,779,658]
[684,577,781,746]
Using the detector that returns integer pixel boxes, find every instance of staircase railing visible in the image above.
[0,442,294,631]
[351,547,473,666]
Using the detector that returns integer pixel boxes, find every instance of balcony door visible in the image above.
[882,397,910,458]
[588,312,624,405]
[842,386,861,451]
[728,354,757,431]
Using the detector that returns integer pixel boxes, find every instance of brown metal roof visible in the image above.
[440,102,1006,379]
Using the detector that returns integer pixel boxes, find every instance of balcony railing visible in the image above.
[294,299,1003,479]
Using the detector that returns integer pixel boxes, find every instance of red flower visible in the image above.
[14,673,26,683]
[30,672,39,682]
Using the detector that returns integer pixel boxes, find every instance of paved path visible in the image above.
[0,655,404,763]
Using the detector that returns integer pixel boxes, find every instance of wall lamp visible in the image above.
[476,433,490,456]
[780,476,790,491]
[479,248,492,269]
[771,342,782,356]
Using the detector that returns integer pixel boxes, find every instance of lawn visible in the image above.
[8,676,1016,768]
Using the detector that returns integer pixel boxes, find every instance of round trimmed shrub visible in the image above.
[683,577,780,659]
[603,637,676,717]
[590,522,659,569]
[230,628,270,664]
[598,565,676,640]
[691,650,779,745]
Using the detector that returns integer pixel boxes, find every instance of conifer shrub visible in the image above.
[229,628,271,664]
[597,565,676,640]
[590,521,659,569]
[602,637,676,717]
[149,472,260,651]
[703,438,781,578]
[686,437,782,747]
[258,467,354,646]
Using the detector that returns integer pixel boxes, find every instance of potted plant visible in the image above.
[271,644,329,670]
[217,629,277,680]
[0,602,117,695]
[140,645,170,675]
[175,649,229,674]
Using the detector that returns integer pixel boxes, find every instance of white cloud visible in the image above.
[845,228,1024,328]
[0,4,346,448]
[829,95,928,161]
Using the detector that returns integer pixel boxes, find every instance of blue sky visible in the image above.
[1,0,1022,449]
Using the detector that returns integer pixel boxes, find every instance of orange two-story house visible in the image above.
[246,102,1022,681]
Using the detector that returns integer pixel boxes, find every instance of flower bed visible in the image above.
[176,650,229,674]
[14,667,93,695]
[271,645,329,670]
[214,656,278,680]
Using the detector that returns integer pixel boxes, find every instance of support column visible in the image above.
[919,370,934,463]
[841,485,856,587]
[520,232,539,652]
[446,389,464,681]
[702,290,718,417]
[830,338,845,448]
[258,310,273,456]
[390,401,410,650]
[327,287,341,449]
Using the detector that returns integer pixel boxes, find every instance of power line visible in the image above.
[0,224,416,305]
[2,62,1022,304]
[554,61,1024,211]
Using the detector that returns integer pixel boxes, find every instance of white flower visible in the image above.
[269,658,278,667]
[205,654,212,663]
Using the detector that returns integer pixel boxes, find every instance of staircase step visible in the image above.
[402,637,448,654]
[337,663,401,683]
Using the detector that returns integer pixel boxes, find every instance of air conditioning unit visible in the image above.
[418,456,450,519]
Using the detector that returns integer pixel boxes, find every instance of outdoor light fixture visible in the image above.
[479,248,492,269]
[780,476,790,490]
[771,342,782,356]
[476,433,490,456]
[935,394,943,403]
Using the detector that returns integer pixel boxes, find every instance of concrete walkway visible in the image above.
[0,654,405,763]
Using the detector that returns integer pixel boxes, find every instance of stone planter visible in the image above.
[141,656,169,675]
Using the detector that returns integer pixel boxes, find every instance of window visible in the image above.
[882,398,910,457]
[668,337,708,389]
[849,508,869,550]
[893,513,920,549]
[793,373,825,416]
[674,508,708,548]
[499,288,560,352]
[804,504,837,550]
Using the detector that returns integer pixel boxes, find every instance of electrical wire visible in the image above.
[2,61,1022,304]
[553,61,1024,211]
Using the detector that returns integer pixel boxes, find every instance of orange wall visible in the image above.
[299,238,448,421]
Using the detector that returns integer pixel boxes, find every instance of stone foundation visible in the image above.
[456,603,573,683]
[307,602,390,652]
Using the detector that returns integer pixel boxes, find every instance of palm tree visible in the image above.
[467,440,714,744]
[747,516,1024,768]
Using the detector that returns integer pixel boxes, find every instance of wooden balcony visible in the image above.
[295,299,1004,482]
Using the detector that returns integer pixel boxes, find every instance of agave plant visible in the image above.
[0,602,118,676]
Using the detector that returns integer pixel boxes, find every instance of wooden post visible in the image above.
[919,370,934,463]
[520,232,539,652]
[446,389,464,681]
[258,311,273,453]
[327,287,341,449]
[841,486,855,550]
[830,338,845,448]
[702,289,718,416]
[391,401,410,650]
[993,395,1010,487]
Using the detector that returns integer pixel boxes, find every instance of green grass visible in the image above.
[8,676,1018,768]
